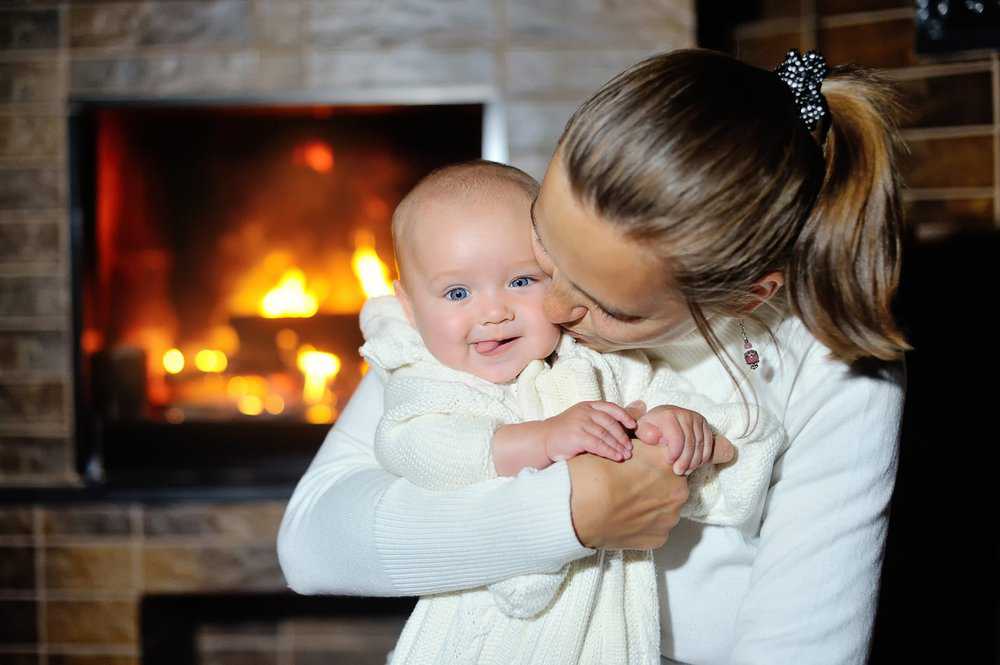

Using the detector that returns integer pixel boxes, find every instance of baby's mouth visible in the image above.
[473,337,518,354]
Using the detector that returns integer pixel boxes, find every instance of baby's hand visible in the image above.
[543,401,637,463]
[635,405,734,476]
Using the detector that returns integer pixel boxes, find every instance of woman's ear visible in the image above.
[393,280,416,326]
[739,271,785,315]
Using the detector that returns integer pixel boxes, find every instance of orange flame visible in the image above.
[163,348,185,374]
[351,232,393,299]
[296,141,334,173]
[296,346,341,404]
[260,268,319,318]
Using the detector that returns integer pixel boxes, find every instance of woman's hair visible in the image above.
[558,48,912,371]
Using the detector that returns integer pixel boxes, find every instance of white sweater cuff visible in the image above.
[373,460,594,595]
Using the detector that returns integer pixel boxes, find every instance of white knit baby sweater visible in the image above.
[358,296,786,665]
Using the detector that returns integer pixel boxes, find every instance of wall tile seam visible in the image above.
[0,423,71,435]
[734,17,803,40]
[129,503,142,592]
[0,371,68,382]
[0,150,65,161]
[0,267,66,278]
[64,45,499,59]
[912,48,1000,65]
[915,222,986,239]
[0,51,65,63]
[0,159,66,169]
[33,503,47,660]
[0,591,36,601]
[0,536,138,546]
[0,590,140,601]
[735,7,915,42]
[0,208,66,218]
[0,6,58,12]
[138,539,282,548]
[28,643,139,656]
[902,124,995,140]
[882,59,992,80]
[0,111,65,120]
[820,7,915,28]
[989,49,1000,229]
[0,105,67,115]
[903,186,995,200]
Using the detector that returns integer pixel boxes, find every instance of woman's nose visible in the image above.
[543,282,587,325]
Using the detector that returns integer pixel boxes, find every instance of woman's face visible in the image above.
[531,151,699,352]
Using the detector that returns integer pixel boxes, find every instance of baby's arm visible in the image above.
[638,388,787,526]
[491,401,636,476]
[376,411,501,490]
[635,403,734,476]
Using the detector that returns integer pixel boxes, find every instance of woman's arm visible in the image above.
[728,349,905,664]
[276,371,594,596]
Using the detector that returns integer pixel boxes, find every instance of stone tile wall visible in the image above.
[0,501,288,664]
[734,0,1000,242]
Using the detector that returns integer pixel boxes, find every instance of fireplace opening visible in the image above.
[69,100,489,489]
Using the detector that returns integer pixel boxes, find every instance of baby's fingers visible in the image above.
[580,429,627,461]
[583,422,631,459]
[654,415,686,463]
[587,409,631,447]
[588,401,638,429]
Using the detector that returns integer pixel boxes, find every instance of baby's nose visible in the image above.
[481,298,514,324]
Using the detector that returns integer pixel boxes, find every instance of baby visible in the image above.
[359,160,787,665]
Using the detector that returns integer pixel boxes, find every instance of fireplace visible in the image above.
[68,98,494,489]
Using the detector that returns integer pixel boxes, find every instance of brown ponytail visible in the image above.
[559,49,912,368]
[788,65,912,362]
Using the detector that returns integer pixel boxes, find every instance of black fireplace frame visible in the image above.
[67,92,505,493]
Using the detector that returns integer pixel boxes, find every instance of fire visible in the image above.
[296,346,341,404]
[260,268,319,318]
[305,404,336,424]
[194,349,228,373]
[238,395,263,416]
[351,233,393,299]
[295,141,335,173]
[163,348,185,374]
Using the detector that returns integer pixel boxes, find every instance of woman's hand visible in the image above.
[566,400,689,550]
[567,441,688,549]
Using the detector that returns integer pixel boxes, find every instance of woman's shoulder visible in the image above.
[772,313,906,429]
[774,312,904,387]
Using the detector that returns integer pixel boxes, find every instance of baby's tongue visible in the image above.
[475,340,500,353]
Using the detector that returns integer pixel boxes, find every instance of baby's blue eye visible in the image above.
[509,276,534,288]
[445,287,470,301]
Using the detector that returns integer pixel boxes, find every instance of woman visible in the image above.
[278,48,907,664]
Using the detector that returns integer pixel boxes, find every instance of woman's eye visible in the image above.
[444,287,470,301]
[509,276,535,288]
[597,305,641,324]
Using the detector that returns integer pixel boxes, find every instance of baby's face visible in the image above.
[396,189,561,384]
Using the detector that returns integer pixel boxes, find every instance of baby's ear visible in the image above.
[393,280,416,326]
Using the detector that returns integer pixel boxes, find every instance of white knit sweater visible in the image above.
[358,296,786,665]
[278,301,905,664]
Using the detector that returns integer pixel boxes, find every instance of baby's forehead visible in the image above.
[397,181,531,246]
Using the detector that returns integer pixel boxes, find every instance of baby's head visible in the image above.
[392,160,561,384]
